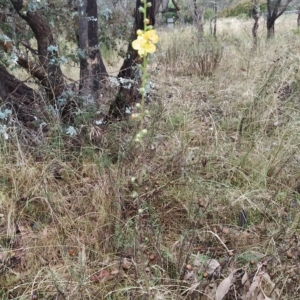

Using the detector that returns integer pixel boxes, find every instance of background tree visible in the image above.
[267,0,293,38]
[108,0,157,119]
[77,0,108,106]
[0,0,67,124]
[193,0,205,34]
[10,0,65,101]
[252,0,260,47]
[212,0,217,36]
[0,0,156,125]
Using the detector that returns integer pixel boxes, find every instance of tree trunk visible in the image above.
[155,0,163,14]
[77,0,108,106]
[108,0,156,119]
[298,7,300,27]
[116,0,155,81]
[193,0,204,35]
[210,1,217,36]
[252,17,259,47]
[0,28,52,87]
[213,0,217,37]
[159,0,169,13]
[267,17,275,39]
[252,1,260,48]
[266,0,292,39]
[10,0,65,101]
[0,65,41,124]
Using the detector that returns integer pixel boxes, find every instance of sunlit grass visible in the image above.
[1,15,300,299]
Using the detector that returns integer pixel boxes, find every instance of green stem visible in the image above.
[140,0,148,129]
[136,0,149,270]
[140,56,147,129]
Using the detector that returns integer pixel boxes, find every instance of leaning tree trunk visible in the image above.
[108,0,156,119]
[77,0,108,106]
[0,65,42,124]
[0,28,53,87]
[10,0,65,102]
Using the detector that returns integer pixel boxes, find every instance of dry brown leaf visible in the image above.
[257,292,264,300]
[99,256,110,266]
[215,270,235,300]
[121,257,132,270]
[98,269,110,280]
[184,270,193,280]
[90,274,100,282]
[110,269,119,275]
[188,282,201,294]
[90,270,110,282]
[262,273,275,289]
[206,259,220,275]
[257,291,272,300]
[193,257,201,267]
[242,271,248,285]
[205,283,217,299]
[242,271,251,293]
[42,227,48,237]
[221,226,230,234]
[245,271,264,300]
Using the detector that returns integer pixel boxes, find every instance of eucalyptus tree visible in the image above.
[77,0,108,105]
[0,0,157,126]
[252,0,260,47]
[267,0,293,38]
[193,0,205,34]
[108,0,156,119]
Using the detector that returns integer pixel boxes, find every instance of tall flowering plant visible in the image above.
[131,0,159,142]
[129,2,159,269]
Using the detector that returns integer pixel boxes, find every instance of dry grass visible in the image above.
[1,14,300,299]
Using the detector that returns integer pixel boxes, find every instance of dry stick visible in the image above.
[206,230,231,253]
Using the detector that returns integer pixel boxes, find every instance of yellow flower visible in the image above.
[132,30,159,56]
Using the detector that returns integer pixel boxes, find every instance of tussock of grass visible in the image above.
[157,29,222,76]
[1,15,300,299]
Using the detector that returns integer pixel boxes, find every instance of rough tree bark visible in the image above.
[159,0,169,12]
[209,0,217,36]
[108,0,156,119]
[158,0,180,13]
[193,0,205,35]
[0,28,50,84]
[77,0,108,106]
[1,0,159,125]
[252,0,260,48]
[10,0,65,101]
[266,0,292,39]
[213,0,217,36]
[0,65,41,123]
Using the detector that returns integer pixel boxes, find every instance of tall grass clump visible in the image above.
[2,14,300,300]
[158,28,223,76]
